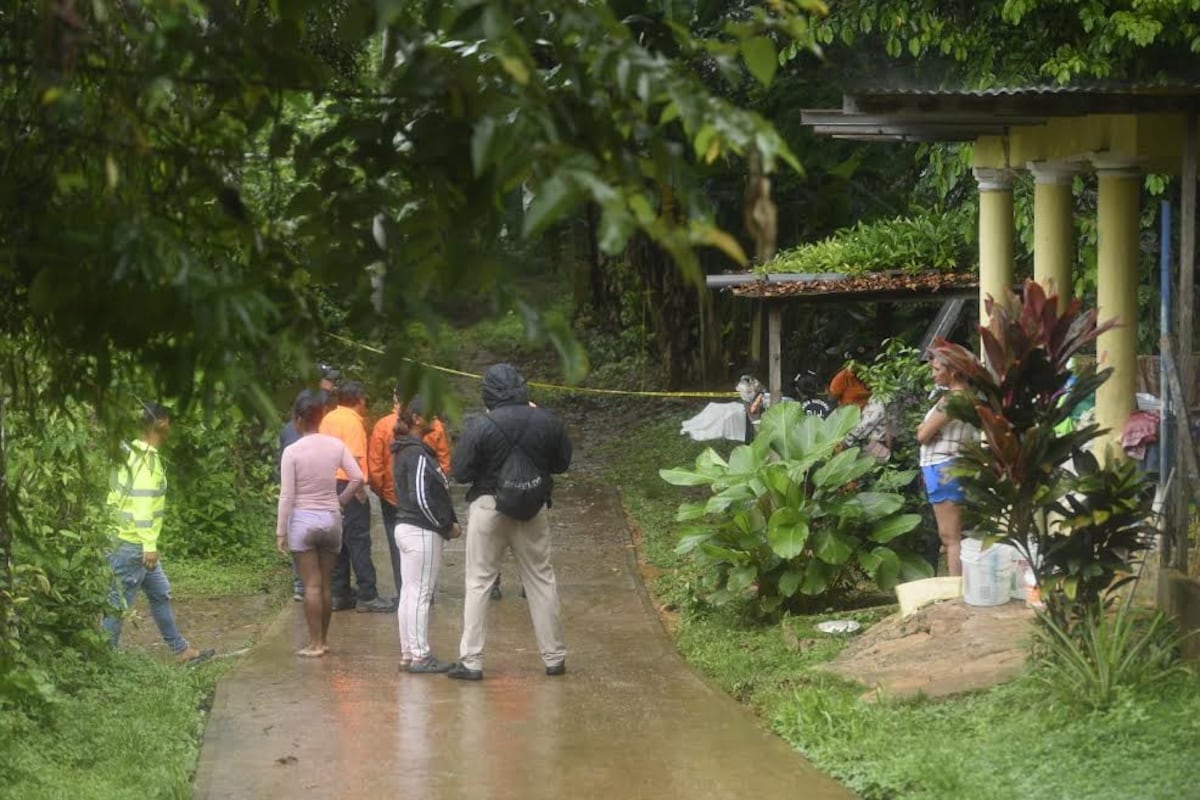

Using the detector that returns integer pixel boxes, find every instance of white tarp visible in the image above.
[680,402,747,442]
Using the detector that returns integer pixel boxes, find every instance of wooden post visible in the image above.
[1161,339,1198,572]
[1175,112,1197,572]
[1181,111,1197,405]
[768,303,782,404]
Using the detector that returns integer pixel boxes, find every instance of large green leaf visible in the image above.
[698,543,744,564]
[523,173,584,238]
[705,483,756,513]
[811,528,855,565]
[800,559,830,596]
[869,513,922,543]
[675,502,708,522]
[659,467,712,486]
[726,443,761,475]
[741,36,778,87]
[767,507,810,558]
[898,551,936,581]
[812,447,875,489]
[732,506,766,537]
[761,463,794,500]
[870,546,902,589]
[778,568,803,598]
[852,492,905,517]
[727,564,757,593]
[675,530,713,554]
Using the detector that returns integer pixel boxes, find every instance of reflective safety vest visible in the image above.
[107,439,168,552]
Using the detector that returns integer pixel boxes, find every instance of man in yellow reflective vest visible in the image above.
[102,403,208,663]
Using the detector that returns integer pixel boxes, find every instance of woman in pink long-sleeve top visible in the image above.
[277,389,363,657]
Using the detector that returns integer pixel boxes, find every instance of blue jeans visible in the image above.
[101,541,189,654]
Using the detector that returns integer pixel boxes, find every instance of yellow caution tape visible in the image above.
[325,333,738,399]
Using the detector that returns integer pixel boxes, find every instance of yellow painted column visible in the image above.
[973,168,1015,333]
[1028,162,1076,302]
[1094,161,1141,459]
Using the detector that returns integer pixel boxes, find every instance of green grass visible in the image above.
[0,653,235,800]
[169,535,292,598]
[605,407,1200,800]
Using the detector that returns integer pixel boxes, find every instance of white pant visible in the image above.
[458,495,565,671]
[395,523,443,660]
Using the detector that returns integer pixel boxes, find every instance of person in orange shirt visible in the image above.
[369,384,454,602]
[828,348,872,409]
[319,381,391,613]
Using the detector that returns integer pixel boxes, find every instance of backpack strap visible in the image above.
[485,415,529,462]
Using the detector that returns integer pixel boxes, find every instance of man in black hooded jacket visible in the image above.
[447,364,572,680]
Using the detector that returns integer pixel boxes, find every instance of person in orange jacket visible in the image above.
[369,384,453,600]
[828,347,872,409]
[320,381,391,612]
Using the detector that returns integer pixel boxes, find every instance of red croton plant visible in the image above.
[927,280,1154,626]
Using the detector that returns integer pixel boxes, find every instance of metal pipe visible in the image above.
[1161,200,1174,487]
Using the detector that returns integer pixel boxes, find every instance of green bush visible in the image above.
[661,404,932,615]
[763,208,974,276]
[1032,604,1190,711]
[162,401,275,560]
[1,402,113,708]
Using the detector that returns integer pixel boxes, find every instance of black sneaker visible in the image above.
[545,662,566,676]
[446,661,484,681]
[407,656,452,674]
[356,596,394,613]
[330,595,355,612]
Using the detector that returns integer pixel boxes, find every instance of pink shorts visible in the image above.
[288,509,343,553]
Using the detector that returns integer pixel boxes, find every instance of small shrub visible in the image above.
[163,400,275,560]
[661,403,932,616]
[1032,603,1190,711]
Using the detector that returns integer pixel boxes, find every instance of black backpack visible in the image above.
[486,416,549,521]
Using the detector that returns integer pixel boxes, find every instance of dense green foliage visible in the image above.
[931,283,1154,626]
[163,403,275,561]
[0,395,113,707]
[608,404,1200,800]
[662,404,931,614]
[762,208,974,275]
[0,0,827,709]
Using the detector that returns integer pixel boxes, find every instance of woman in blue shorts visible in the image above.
[916,356,976,577]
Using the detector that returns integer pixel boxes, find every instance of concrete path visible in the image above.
[193,481,850,799]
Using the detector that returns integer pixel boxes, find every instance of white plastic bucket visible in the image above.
[1010,542,1039,601]
[960,538,1014,607]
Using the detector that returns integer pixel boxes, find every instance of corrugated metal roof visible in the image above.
[847,83,1200,99]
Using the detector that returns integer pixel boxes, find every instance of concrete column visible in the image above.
[974,168,1015,328]
[1028,162,1077,302]
[1095,160,1142,458]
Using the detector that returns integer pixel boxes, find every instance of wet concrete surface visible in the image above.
[193,480,851,799]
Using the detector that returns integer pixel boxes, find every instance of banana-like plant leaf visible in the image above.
[778,569,803,598]
[811,528,855,565]
[727,564,757,593]
[852,492,904,517]
[813,447,875,489]
[767,507,809,558]
[659,467,711,486]
[869,513,921,543]
[800,559,830,595]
